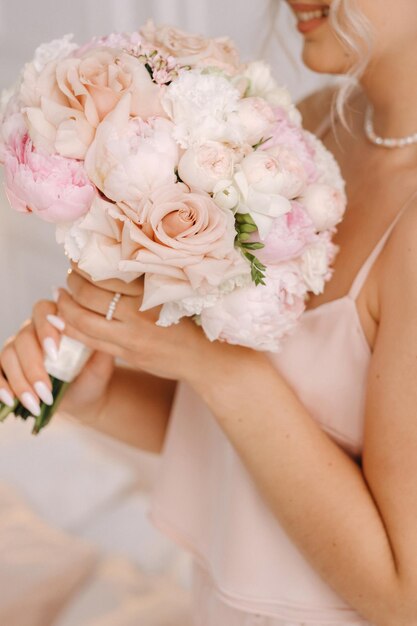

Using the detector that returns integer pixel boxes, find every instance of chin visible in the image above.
[301,35,352,75]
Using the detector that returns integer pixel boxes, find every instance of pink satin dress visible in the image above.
[148,118,415,625]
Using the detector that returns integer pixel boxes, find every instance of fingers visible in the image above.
[57,289,129,355]
[69,263,145,297]
[32,300,63,362]
[66,271,141,321]
[0,327,46,416]
[12,322,54,406]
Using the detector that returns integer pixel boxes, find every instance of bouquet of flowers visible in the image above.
[0,22,346,433]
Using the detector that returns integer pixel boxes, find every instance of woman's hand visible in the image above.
[0,299,115,418]
[57,267,220,385]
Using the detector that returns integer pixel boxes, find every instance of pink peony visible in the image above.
[21,47,166,159]
[117,183,245,309]
[255,202,317,265]
[2,114,95,223]
[200,263,308,352]
[85,94,179,216]
[261,108,318,183]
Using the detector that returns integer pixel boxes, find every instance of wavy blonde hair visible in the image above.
[266,0,373,124]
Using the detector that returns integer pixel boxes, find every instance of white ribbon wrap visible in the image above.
[44,336,92,383]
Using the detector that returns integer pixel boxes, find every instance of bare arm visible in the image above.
[62,363,176,454]
[187,205,417,626]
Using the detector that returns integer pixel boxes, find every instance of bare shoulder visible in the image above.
[296,85,337,134]
[379,197,417,312]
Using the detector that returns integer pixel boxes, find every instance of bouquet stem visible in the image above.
[0,336,90,435]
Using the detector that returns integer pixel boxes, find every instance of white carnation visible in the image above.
[162,70,244,148]
[32,34,79,73]
[300,240,331,295]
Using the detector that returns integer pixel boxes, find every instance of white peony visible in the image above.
[306,131,346,192]
[234,150,307,239]
[243,61,302,126]
[162,70,244,148]
[300,183,346,231]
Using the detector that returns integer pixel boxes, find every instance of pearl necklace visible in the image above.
[364,106,417,149]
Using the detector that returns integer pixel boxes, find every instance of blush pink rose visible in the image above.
[255,202,317,265]
[2,114,95,223]
[118,183,244,309]
[85,94,179,216]
[140,20,242,74]
[22,48,166,159]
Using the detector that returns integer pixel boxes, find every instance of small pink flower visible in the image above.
[3,114,95,223]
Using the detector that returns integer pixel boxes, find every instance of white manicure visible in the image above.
[21,392,41,417]
[0,389,15,408]
[34,382,54,406]
[43,338,58,361]
[47,314,65,332]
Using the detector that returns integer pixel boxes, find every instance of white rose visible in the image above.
[162,70,243,148]
[178,142,236,193]
[243,61,302,126]
[300,240,330,295]
[237,97,276,146]
[301,183,346,231]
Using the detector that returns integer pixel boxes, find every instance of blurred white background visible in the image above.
[0,2,327,624]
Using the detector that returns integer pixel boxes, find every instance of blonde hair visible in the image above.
[329,0,372,124]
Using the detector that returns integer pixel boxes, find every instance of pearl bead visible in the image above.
[364,105,417,149]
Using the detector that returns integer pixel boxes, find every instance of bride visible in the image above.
[2,1,417,623]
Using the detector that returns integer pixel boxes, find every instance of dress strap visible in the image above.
[349,188,417,300]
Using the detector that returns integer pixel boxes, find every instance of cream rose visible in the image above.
[118,183,245,310]
[22,48,166,159]
[140,20,242,73]
[178,142,236,193]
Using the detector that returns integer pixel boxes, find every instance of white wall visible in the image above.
[0,0,326,343]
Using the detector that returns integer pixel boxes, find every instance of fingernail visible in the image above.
[0,389,15,408]
[34,381,54,406]
[21,392,41,417]
[47,314,65,332]
[43,338,59,361]
[52,287,60,302]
